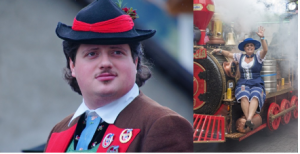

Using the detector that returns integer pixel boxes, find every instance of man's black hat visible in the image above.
[56,0,156,44]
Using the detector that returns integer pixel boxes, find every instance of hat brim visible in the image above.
[238,39,261,51]
[56,22,156,44]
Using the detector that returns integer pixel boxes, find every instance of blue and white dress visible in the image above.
[233,50,266,112]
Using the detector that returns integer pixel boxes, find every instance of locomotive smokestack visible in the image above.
[193,0,214,45]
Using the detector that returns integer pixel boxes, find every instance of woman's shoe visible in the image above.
[245,120,254,130]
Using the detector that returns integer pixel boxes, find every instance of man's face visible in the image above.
[70,44,137,102]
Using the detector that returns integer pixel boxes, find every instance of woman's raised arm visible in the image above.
[257,26,268,59]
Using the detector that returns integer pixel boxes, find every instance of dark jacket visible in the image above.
[44,92,193,152]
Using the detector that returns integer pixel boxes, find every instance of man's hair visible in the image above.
[62,41,152,95]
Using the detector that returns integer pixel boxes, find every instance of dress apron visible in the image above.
[235,53,266,112]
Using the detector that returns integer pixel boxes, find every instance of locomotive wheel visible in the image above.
[280,99,291,125]
[290,96,298,119]
[193,63,206,111]
[193,52,225,114]
[267,103,281,131]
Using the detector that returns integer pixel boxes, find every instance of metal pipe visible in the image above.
[271,105,296,120]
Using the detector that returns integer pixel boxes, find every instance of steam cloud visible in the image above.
[213,0,298,84]
[214,0,291,34]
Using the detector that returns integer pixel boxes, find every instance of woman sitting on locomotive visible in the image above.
[212,26,268,130]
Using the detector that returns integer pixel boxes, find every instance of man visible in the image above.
[44,0,193,152]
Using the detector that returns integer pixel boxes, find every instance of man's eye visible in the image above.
[87,52,96,56]
[114,51,123,55]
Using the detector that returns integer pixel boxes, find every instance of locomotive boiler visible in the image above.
[193,0,298,143]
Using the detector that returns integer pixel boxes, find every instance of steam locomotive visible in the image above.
[193,0,298,142]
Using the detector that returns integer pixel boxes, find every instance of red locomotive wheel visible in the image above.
[193,62,206,110]
[290,96,298,119]
[267,103,281,131]
[280,99,291,125]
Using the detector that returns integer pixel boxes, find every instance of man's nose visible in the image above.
[99,54,112,69]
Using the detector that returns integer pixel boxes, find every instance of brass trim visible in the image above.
[225,133,245,139]
[193,99,206,111]
[206,4,215,12]
[193,77,199,96]
[223,98,236,102]
[224,57,229,62]
[193,140,226,143]
[266,87,293,99]
[193,4,203,11]
[194,45,204,48]
[194,48,207,59]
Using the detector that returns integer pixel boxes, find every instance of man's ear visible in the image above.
[69,58,76,77]
[134,58,138,69]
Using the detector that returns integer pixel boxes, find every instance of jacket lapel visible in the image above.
[45,124,77,152]
[97,124,140,152]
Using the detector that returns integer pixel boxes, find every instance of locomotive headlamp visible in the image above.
[287,1,297,11]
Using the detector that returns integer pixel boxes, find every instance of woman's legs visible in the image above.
[241,97,259,124]
[240,97,254,129]
[236,86,264,130]
[247,97,259,121]
[240,97,249,118]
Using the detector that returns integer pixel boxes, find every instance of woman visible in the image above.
[212,26,268,130]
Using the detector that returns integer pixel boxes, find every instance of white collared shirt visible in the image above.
[68,83,139,126]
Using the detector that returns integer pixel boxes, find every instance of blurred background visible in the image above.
[0,0,192,152]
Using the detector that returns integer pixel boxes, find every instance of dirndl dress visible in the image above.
[233,50,266,112]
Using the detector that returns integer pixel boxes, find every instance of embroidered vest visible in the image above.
[239,54,262,80]
[237,54,265,88]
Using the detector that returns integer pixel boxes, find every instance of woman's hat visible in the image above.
[238,38,261,51]
[56,0,156,44]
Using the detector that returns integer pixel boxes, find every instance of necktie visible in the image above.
[76,111,101,151]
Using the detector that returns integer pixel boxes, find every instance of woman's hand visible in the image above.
[211,48,234,59]
[256,26,265,38]
[211,49,221,55]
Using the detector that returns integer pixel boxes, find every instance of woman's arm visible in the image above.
[211,48,234,59]
[257,26,268,59]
